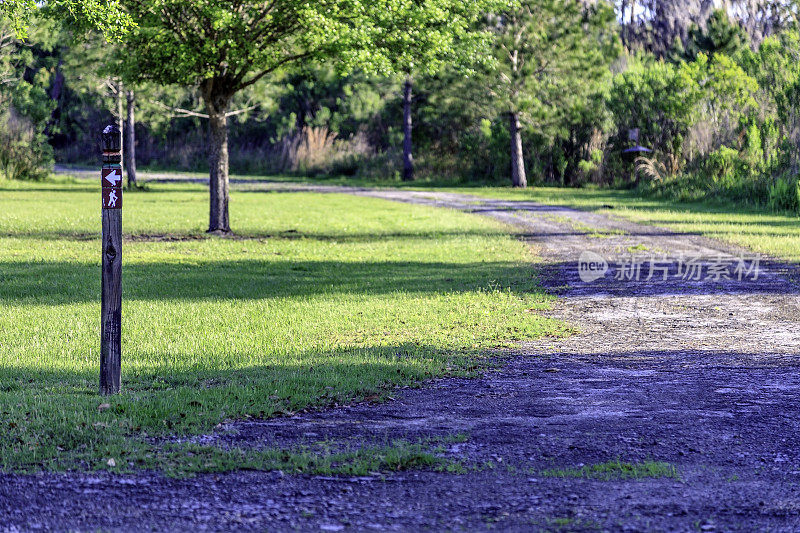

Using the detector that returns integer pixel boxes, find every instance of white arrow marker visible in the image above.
[104,169,122,186]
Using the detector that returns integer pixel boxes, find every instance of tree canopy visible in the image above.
[119,0,503,231]
[1,0,133,40]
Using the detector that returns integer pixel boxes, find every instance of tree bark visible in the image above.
[124,90,137,188]
[206,100,231,233]
[402,76,414,182]
[509,111,527,188]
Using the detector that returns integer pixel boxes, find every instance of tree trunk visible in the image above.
[206,101,231,233]
[402,76,414,181]
[620,0,628,49]
[124,90,137,188]
[509,111,527,188]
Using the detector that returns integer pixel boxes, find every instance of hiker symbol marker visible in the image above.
[102,187,122,209]
[101,168,122,209]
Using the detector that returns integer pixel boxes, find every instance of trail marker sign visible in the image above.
[102,168,122,187]
[102,186,122,209]
[100,125,123,395]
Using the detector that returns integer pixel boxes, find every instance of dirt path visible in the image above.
[4,183,800,531]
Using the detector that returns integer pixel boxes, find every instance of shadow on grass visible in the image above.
[0,227,513,242]
[5,346,800,472]
[0,343,487,470]
[2,341,474,398]
[0,258,540,304]
[4,252,799,305]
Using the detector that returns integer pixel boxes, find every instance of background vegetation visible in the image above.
[1,1,800,219]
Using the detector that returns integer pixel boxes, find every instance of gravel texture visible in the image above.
[3,184,800,532]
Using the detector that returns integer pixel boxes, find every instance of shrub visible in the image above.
[0,109,52,181]
[704,146,742,187]
[768,176,800,213]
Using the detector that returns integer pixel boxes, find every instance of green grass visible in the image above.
[97,167,800,263]
[540,459,679,481]
[0,177,567,473]
[138,437,466,479]
[452,186,800,262]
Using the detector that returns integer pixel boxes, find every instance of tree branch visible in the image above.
[225,104,259,117]
[236,50,316,91]
[150,100,260,119]
[151,100,210,119]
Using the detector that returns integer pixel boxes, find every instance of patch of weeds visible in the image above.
[540,459,678,481]
[420,432,470,445]
[443,432,469,444]
[443,461,467,474]
[124,437,471,478]
[627,243,649,253]
[544,516,602,531]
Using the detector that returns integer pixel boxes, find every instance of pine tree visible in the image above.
[485,0,619,187]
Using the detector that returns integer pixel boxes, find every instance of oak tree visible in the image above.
[121,0,494,232]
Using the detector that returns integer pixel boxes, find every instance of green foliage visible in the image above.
[540,459,678,481]
[704,145,744,188]
[607,57,699,173]
[433,0,619,185]
[768,176,800,213]
[6,0,800,216]
[120,0,499,93]
[116,0,503,229]
[0,109,52,180]
[682,9,749,62]
[607,49,760,191]
[484,0,618,133]
[2,0,133,40]
[0,18,58,179]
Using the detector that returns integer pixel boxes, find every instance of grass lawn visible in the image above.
[71,166,800,263]
[449,186,800,263]
[0,177,567,473]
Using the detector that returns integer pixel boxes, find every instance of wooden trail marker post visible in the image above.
[100,125,123,395]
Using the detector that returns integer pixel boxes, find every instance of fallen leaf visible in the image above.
[97,403,111,412]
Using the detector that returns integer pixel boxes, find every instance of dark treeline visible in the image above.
[5,1,800,213]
